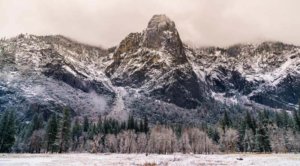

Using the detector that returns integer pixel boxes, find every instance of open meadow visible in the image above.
[1,153,300,166]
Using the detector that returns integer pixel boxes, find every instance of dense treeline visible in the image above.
[1,105,300,153]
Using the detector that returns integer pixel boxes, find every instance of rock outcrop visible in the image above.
[105,14,204,109]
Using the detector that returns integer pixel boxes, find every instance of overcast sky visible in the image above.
[1,0,300,48]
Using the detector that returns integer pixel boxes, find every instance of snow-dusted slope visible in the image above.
[189,42,300,110]
[0,34,115,117]
[1,15,300,123]
[106,15,206,109]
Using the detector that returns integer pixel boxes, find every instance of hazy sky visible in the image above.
[1,0,300,48]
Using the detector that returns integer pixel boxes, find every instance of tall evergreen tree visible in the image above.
[237,119,246,152]
[207,126,220,144]
[71,118,82,141]
[238,111,257,152]
[120,121,126,131]
[258,110,271,126]
[96,116,103,133]
[31,113,44,131]
[127,115,135,130]
[275,112,283,128]
[83,116,89,132]
[134,119,139,131]
[71,118,82,151]
[0,110,16,152]
[294,103,300,131]
[143,116,149,133]
[221,110,231,133]
[282,110,290,129]
[0,111,9,151]
[46,114,59,152]
[255,124,271,153]
[58,108,71,153]
[139,120,144,133]
[88,123,97,139]
[27,113,44,145]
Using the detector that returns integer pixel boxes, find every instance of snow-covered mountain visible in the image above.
[0,35,115,119]
[191,42,300,110]
[106,15,206,109]
[0,14,299,123]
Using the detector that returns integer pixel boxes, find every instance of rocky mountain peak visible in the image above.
[142,15,185,57]
[146,14,175,31]
[3,16,300,125]
[104,14,203,109]
[106,14,188,77]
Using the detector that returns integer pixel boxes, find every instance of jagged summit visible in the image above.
[142,15,185,57]
[106,14,187,76]
[146,14,175,29]
[109,14,185,60]
[105,14,204,109]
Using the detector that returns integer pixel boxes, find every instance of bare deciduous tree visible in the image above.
[104,134,118,152]
[117,130,137,153]
[147,125,177,154]
[28,129,45,153]
[219,128,238,153]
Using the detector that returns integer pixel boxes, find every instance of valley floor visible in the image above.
[0,153,299,166]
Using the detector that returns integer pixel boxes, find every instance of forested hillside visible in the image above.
[1,105,300,153]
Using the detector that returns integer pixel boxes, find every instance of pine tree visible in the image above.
[120,121,126,131]
[255,124,271,153]
[127,115,135,130]
[221,110,231,133]
[275,112,283,128]
[237,111,257,152]
[46,114,59,153]
[111,119,120,134]
[245,111,256,133]
[134,119,139,132]
[0,111,9,152]
[294,103,300,131]
[139,120,144,133]
[282,110,290,129]
[103,117,109,134]
[0,110,16,152]
[83,116,89,132]
[71,118,82,141]
[143,116,149,133]
[88,123,97,139]
[96,116,103,133]
[25,113,40,140]
[58,108,71,153]
[255,110,272,153]
[258,110,271,126]
[31,113,44,131]
[207,126,220,144]
[237,120,246,152]
[71,118,82,151]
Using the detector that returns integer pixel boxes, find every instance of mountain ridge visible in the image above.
[1,15,300,124]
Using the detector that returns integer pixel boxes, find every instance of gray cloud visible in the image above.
[1,0,300,48]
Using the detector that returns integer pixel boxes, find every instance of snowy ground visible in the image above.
[0,153,300,166]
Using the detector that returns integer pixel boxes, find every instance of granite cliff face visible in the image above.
[1,14,300,123]
[142,14,186,60]
[191,42,300,110]
[106,15,205,109]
